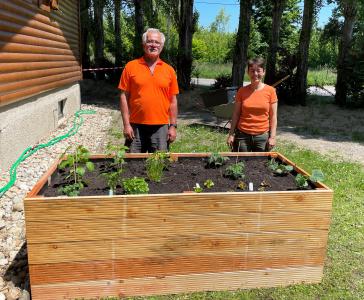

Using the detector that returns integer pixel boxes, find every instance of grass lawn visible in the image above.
[193,62,337,86]
[102,124,364,300]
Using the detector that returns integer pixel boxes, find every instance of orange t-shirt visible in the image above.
[236,84,278,135]
[118,57,179,125]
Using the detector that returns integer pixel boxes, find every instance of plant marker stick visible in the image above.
[249,182,254,191]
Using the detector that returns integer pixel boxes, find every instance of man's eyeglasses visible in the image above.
[146,40,161,46]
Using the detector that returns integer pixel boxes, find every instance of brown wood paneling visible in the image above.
[0,61,79,73]
[0,0,81,106]
[30,266,323,300]
[0,75,81,106]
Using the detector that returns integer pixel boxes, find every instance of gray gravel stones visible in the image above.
[0,104,114,299]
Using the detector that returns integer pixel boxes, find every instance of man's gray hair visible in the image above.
[142,28,165,46]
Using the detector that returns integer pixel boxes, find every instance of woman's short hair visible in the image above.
[142,28,165,46]
[247,57,266,70]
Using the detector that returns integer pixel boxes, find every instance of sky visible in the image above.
[195,1,337,32]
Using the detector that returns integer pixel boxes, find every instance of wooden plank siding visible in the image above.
[0,0,81,107]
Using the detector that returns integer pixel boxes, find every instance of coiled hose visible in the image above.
[0,109,96,198]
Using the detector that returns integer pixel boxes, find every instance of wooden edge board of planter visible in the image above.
[24,152,333,300]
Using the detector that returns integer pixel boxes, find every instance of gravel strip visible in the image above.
[0,104,114,299]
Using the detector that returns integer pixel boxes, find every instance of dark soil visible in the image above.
[41,156,315,197]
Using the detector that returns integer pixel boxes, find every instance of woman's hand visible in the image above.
[227,134,235,149]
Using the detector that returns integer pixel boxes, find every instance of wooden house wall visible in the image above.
[0,0,82,107]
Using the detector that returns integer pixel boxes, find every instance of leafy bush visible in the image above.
[122,177,149,195]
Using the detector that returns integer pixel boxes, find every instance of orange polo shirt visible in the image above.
[118,57,179,125]
[236,84,278,135]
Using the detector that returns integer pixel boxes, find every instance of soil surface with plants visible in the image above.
[41,156,315,197]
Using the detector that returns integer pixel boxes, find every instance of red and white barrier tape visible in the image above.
[82,67,123,71]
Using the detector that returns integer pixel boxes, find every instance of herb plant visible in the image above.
[206,152,229,168]
[146,151,170,182]
[58,145,94,196]
[224,162,245,179]
[122,177,149,194]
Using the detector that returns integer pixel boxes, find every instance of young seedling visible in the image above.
[224,162,245,179]
[206,152,229,168]
[58,145,94,196]
[237,181,247,190]
[204,179,215,189]
[193,183,203,193]
[268,158,293,175]
[295,169,325,189]
[146,151,170,182]
[122,177,149,194]
[102,144,128,195]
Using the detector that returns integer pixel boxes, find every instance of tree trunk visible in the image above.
[335,0,358,106]
[80,0,91,71]
[177,0,194,90]
[134,0,144,57]
[293,0,315,105]
[114,0,123,67]
[93,0,105,79]
[265,0,286,85]
[232,0,253,87]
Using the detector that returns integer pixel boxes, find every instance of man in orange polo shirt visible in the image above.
[118,28,179,152]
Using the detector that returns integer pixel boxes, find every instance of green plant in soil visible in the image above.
[102,143,128,193]
[58,145,94,196]
[206,152,229,168]
[268,158,294,175]
[145,151,170,182]
[224,162,245,180]
[193,183,203,193]
[204,179,215,189]
[295,169,325,189]
[122,177,149,195]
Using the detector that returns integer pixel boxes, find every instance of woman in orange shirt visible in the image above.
[227,57,278,152]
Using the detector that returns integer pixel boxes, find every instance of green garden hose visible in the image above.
[0,109,96,198]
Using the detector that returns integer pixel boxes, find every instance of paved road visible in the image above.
[191,77,336,96]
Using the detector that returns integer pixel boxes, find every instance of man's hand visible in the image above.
[168,126,177,143]
[227,134,235,149]
[123,124,135,140]
[267,136,276,150]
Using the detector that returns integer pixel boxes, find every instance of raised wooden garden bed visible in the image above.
[24,152,333,300]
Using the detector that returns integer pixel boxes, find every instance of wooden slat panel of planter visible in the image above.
[24,153,333,299]
[30,266,323,300]
[25,192,332,222]
[29,249,325,285]
[25,209,331,244]
[27,230,328,264]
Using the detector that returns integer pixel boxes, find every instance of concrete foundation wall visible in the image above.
[0,83,81,170]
